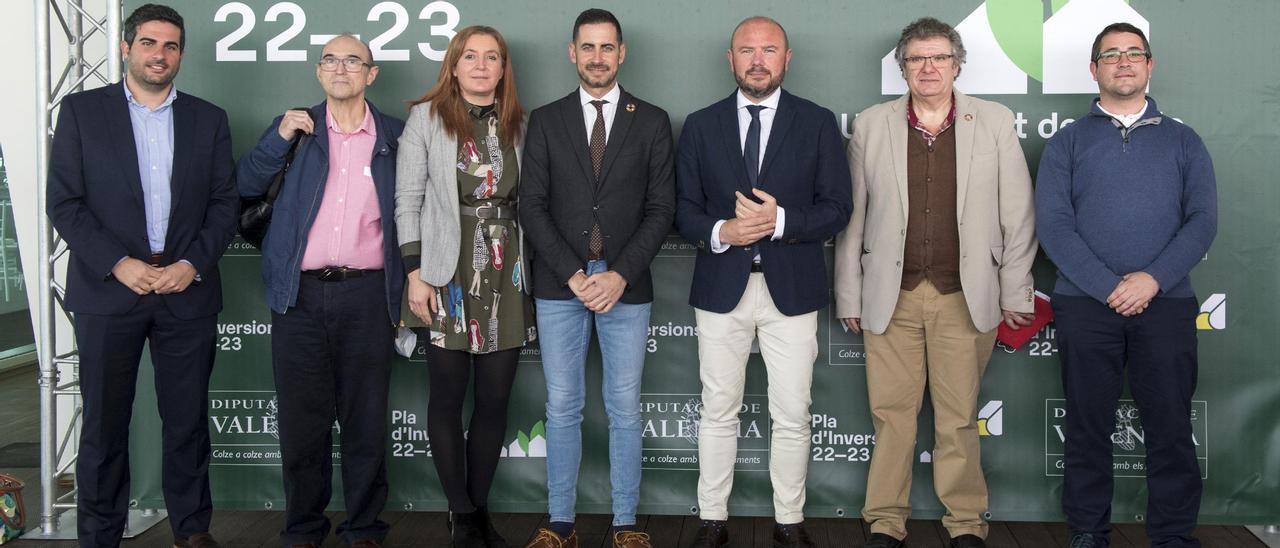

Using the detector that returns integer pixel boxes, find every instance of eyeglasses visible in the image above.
[903,53,955,68]
[1095,48,1149,64]
[318,56,371,71]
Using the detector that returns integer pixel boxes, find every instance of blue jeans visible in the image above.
[536,260,651,527]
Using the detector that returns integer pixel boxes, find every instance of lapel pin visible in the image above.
[626,103,636,113]
[964,113,973,121]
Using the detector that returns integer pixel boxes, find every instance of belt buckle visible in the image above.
[318,267,342,282]
[475,204,496,219]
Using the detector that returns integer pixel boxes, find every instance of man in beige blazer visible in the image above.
[833,17,1036,548]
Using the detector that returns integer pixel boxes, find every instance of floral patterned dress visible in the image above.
[422,103,535,353]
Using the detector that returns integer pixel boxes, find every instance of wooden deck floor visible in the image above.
[1,511,1269,547]
[0,365,1270,547]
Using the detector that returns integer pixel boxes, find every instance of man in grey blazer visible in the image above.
[833,17,1037,548]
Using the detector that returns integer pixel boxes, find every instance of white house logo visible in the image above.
[1197,293,1226,330]
[977,400,1003,437]
[881,0,1149,95]
[500,420,546,458]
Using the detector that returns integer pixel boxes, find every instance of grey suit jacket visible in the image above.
[834,91,1037,334]
[394,101,528,290]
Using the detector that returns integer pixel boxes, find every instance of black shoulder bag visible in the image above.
[238,129,307,249]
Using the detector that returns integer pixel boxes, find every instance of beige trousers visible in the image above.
[695,273,818,524]
[862,280,997,540]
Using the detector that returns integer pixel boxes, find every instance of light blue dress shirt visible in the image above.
[123,79,176,255]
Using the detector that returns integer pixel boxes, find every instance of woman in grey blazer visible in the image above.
[394,25,531,548]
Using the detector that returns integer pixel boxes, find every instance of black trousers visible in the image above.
[1054,295,1202,548]
[74,295,216,548]
[271,273,393,546]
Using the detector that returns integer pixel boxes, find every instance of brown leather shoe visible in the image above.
[173,532,220,548]
[613,530,652,548]
[525,528,577,548]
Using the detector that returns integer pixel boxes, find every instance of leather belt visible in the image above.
[148,253,168,267]
[460,204,516,220]
[302,267,382,282]
[750,262,763,273]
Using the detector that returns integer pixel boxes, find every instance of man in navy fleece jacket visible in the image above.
[1035,23,1216,548]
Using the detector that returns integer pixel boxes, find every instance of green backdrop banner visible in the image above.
[118,0,1279,524]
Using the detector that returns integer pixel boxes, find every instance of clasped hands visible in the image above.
[569,270,626,314]
[1107,271,1158,317]
[112,257,196,296]
[718,188,779,247]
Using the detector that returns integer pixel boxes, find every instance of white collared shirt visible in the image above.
[1098,99,1150,128]
[579,83,622,143]
[710,88,786,255]
[735,87,781,171]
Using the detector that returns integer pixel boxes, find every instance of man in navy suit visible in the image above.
[45,4,237,548]
[675,16,852,548]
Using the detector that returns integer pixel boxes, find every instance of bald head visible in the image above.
[730,16,788,51]
[323,33,374,65]
[316,33,378,103]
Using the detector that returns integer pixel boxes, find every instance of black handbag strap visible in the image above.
[264,134,306,204]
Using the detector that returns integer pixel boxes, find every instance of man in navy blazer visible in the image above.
[675,16,851,548]
[45,5,237,547]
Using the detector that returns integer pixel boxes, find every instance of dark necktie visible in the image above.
[588,100,608,259]
[744,104,765,188]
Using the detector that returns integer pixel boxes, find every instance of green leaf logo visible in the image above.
[987,0,1045,80]
[986,0,1130,83]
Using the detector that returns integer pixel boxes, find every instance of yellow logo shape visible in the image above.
[1196,293,1226,330]
[977,400,1003,437]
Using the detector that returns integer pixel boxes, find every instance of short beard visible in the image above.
[578,65,616,91]
[128,63,176,92]
[736,70,784,100]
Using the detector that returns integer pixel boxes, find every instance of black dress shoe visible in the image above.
[450,510,486,548]
[773,522,816,548]
[474,506,509,548]
[174,532,220,548]
[864,533,905,548]
[1069,533,1108,548]
[949,534,985,548]
[688,520,729,547]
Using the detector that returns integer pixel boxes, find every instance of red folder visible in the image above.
[996,291,1054,350]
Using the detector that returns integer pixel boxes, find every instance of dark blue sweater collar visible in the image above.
[1088,96,1163,125]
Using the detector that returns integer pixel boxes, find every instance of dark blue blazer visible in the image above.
[46,83,238,319]
[236,101,405,322]
[675,90,852,316]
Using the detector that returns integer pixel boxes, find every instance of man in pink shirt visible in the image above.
[235,34,405,548]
